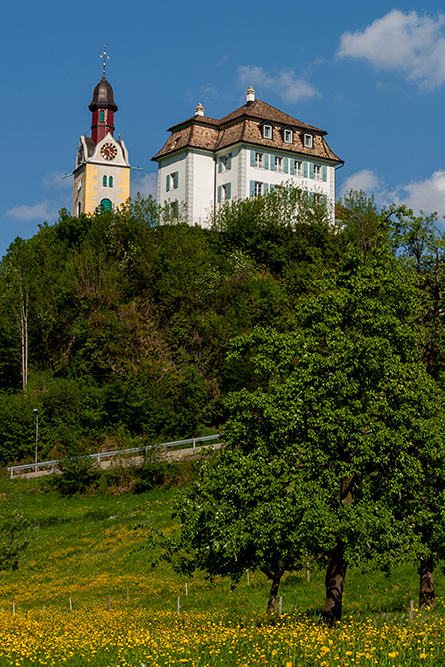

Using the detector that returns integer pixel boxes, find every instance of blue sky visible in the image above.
[2,0,445,257]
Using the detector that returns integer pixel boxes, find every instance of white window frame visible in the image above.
[220,155,229,172]
[254,181,263,196]
[304,133,313,148]
[283,129,293,144]
[221,184,230,201]
[275,156,284,173]
[313,164,322,181]
[263,124,273,139]
[294,160,302,176]
[255,152,264,168]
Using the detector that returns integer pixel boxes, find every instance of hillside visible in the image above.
[0,189,341,466]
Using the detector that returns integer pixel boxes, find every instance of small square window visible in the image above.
[263,124,273,139]
[304,133,313,148]
[283,129,293,144]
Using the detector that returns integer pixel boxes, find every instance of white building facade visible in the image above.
[152,88,343,224]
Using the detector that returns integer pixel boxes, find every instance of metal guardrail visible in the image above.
[6,434,222,479]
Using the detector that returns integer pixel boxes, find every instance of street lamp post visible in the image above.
[33,409,39,473]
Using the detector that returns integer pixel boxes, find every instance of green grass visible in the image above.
[0,470,443,666]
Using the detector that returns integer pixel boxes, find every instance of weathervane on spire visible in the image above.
[100,46,109,75]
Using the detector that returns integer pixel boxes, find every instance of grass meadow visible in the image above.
[0,467,444,666]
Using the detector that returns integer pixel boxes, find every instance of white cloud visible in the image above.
[238,65,321,103]
[130,172,157,199]
[7,201,58,222]
[338,10,445,90]
[338,168,445,218]
[339,169,380,198]
[42,171,73,191]
[394,170,445,216]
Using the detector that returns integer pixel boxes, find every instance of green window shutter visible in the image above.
[309,162,314,179]
[174,172,178,188]
[228,153,232,169]
[290,159,295,175]
[109,176,113,187]
[250,181,255,196]
[166,175,170,192]
[270,154,275,171]
[166,203,170,218]
[251,150,256,167]
[270,184,276,191]
[303,162,308,178]
[218,186,221,203]
[264,183,269,194]
[227,183,231,199]
[322,194,327,207]
[264,153,269,170]
[218,158,222,173]
[103,176,107,187]
[284,157,289,174]
[323,165,327,182]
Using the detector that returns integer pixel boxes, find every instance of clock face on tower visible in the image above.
[100,142,118,161]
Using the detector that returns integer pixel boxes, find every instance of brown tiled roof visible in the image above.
[152,99,343,164]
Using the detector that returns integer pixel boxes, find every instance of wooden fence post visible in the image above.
[177,596,180,614]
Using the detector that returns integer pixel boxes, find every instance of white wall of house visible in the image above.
[157,143,336,224]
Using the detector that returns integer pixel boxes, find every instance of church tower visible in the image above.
[73,48,130,216]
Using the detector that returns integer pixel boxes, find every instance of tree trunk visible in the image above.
[266,570,283,614]
[419,556,435,609]
[320,540,347,625]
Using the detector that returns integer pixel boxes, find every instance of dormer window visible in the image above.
[283,129,293,144]
[304,133,313,148]
[262,124,273,140]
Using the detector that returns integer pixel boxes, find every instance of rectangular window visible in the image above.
[313,164,322,181]
[254,181,263,196]
[294,160,302,176]
[218,184,232,202]
[275,157,284,173]
[171,172,179,189]
[304,133,313,148]
[263,124,273,139]
[283,129,293,143]
[219,153,232,172]
[255,152,264,168]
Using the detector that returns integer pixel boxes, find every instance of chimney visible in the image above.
[195,102,205,116]
[246,86,255,103]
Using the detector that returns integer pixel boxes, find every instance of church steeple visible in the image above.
[72,47,130,217]
[89,47,118,144]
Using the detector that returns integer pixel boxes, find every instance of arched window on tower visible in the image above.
[103,175,107,187]
[100,198,112,211]
[109,176,113,187]
[100,110,105,122]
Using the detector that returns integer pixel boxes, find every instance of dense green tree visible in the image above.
[198,245,445,623]
[172,447,332,613]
